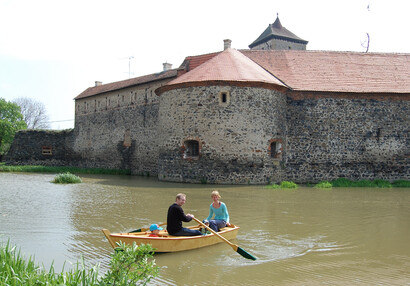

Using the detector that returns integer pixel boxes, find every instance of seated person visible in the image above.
[203,190,231,232]
[148,224,163,237]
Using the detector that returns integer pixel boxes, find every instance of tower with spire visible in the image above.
[249,14,308,50]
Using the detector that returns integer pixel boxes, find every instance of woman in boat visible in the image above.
[203,190,231,232]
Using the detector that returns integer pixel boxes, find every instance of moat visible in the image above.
[1,172,409,285]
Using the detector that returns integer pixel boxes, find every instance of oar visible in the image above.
[193,217,256,260]
[129,222,167,233]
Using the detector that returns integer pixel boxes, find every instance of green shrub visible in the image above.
[266,181,298,189]
[102,242,159,285]
[52,172,82,184]
[0,240,159,285]
[280,181,298,189]
[315,181,332,189]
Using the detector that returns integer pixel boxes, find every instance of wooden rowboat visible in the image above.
[102,224,240,253]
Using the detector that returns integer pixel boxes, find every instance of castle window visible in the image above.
[218,90,230,105]
[269,139,283,159]
[183,140,200,159]
[42,146,52,155]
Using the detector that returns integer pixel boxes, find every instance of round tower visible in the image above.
[156,48,287,184]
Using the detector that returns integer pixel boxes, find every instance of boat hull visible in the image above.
[102,225,239,252]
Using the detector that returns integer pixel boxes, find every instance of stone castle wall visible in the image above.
[157,85,287,184]
[72,80,167,175]
[4,129,77,166]
[284,93,410,182]
[5,84,409,184]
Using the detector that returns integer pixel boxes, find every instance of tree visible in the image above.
[0,98,27,155]
[13,97,50,129]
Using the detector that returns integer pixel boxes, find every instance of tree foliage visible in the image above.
[0,98,27,155]
[13,97,50,129]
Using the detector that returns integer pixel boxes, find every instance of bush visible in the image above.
[0,240,159,285]
[102,242,159,285]
[315,181,332,189]
[52,172,82,184]
[266,181,298,189]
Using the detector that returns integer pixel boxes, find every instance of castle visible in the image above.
[6,16,410,184]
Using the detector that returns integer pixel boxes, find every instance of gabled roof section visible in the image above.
[249,16,308,48]
[75,69,177,100]
[241,50,410,93]
[156,48,286,95]
[178,51,221,72]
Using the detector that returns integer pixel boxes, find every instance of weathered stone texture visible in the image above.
[157,86,287,184]
[4,129,76,166]
[285,96,409,182]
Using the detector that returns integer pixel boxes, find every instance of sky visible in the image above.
[1,0,409,129]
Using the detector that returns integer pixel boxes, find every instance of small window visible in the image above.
[221,92,227,103]
[269,139,282,159]
[218,90,230,105]
[42,146,52,155]
[183,140,199,159]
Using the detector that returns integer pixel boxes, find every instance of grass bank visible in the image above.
[0,164,131,175]
[0,240,158,285]
[267,178,410,189]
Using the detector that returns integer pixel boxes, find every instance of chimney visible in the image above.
[95,81,102,87]
[223,39,232,50]
[163,62,172,71]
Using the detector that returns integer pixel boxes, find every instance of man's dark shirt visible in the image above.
[167,203,192,235]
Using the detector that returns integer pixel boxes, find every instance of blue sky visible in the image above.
[1,0,409,129]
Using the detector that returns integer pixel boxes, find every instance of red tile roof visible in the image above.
[157,48,286,94]
[242,50,410,93]
[76,48,410,100]
[178,51,221,72]
[75,69,177,100]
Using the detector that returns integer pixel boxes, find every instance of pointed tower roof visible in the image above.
[156,48,286,95]
[249,15,308,48]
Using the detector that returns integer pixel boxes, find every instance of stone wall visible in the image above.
[157,85,287,184]
[73,80,167,175]
[284,94,410,182]
[4,129,77,166]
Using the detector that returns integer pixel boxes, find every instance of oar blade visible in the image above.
[129,228,142,233]
[237,246,257,260]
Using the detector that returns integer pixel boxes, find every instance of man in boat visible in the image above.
[167,193,202,236]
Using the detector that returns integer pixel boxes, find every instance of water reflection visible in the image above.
[0,172,409,285]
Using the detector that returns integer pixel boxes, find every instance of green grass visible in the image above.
[392,180,410,188]
[0,164,131,175]
[330,178,393,188]
[266,178,409,189]
[0,240,158,285]
[52,172,82,184]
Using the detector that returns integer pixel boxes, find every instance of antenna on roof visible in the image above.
[128,56,134,78]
